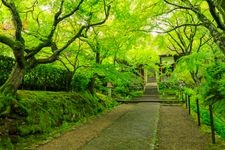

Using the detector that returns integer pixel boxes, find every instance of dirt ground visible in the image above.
[157,105,215,150]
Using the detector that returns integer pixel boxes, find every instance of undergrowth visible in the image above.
[0,91,118,149]
[190,99,225,139]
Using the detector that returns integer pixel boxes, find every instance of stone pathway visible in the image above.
[38,103,160,150]
[38,81,160,150]
[37,79,222,150]
[77,81,161,149]
[79,103,159,150]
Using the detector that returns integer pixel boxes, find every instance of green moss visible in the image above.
[0,136,13,149]
[0,90,117,148]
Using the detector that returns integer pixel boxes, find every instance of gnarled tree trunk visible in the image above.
[0,63,27,118]
[0,64,25,96]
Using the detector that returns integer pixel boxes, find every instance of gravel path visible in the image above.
[157,105,211,150]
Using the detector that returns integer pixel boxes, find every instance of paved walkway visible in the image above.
[80,103,159,150]
[78,82,160,150]
[38,79,225,150]
[38,103,160,150]
[157,105,212,150]
[38,81,160,150]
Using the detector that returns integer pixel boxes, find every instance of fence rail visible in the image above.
[181,92,216,144]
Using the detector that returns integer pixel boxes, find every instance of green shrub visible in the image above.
[158,81,178,95]
[200,61,225,104]
[112,71,143,97]
[71,66,144,98]
[190,99,225,139]
[23,65,72,91]
[71,72,91,92]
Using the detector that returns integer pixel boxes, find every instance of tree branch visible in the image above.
[1,0,24,42]
[26,0,84,59]
[35,26,85,65]
[168,32,185,53]
[0,35,17,49]
[88,5,111,27]
[167,44,180,54]
[197,35,213,52]
[161,23,202,33]
[206,0,225,31]
[163,0,193,11]
[58,0,84,22]
[29,1,111,65]
[57,57,71,72]
[163,0,225,54]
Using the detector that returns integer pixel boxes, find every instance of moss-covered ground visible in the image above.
[0,90,118,149]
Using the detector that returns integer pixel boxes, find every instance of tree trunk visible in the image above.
[87,76,96,95]
[192,6,225,54]
[0,64,25,96]
[87,51,100,95]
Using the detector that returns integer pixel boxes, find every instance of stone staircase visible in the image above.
[117,77,182,104]
[144,77,158,96]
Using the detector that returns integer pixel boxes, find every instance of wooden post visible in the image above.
[196,99,201,126]
[209,104,216,144]
[107,82,113,98]
[185,93,188,109]
[180,91,182,101]
[181,92,183,101]
[188,95,191,115]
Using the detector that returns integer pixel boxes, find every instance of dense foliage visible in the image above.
[23,65,72,91]
[0,58,72,91]
[200,61,225,104]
